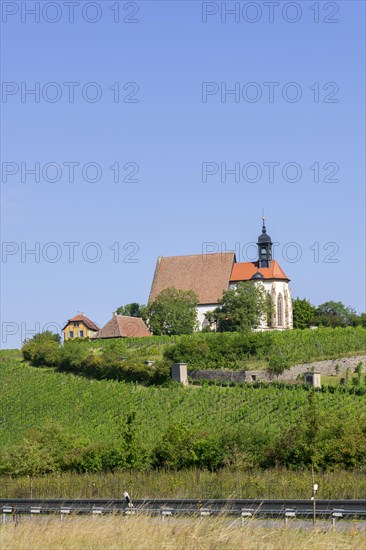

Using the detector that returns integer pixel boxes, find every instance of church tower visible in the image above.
[257,216,272,268]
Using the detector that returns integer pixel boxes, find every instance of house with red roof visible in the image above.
[148,219,293,331]
[93,313,152,339]
[63,313,100,341]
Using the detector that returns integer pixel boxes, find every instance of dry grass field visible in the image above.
[0,516,364,550]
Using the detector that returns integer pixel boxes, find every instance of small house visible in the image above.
[93,313,152,339]
[63,313,99,341]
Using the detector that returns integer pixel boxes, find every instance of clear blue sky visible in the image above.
[1,1,365,348]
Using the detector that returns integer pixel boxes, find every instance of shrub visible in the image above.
[164,327,366,372]
[22,331,61,363]
[21,327,366,381]
[152,424,198,469]
[267,353,291,375]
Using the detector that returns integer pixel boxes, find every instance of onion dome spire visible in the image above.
[257,214,272,268]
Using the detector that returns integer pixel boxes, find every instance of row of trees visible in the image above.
[293,299,366,329]
[118,283,272,335]
[22,326,366,376]
[117,289,365,336]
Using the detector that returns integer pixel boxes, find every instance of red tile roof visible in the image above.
[63,314,99,332]
[93,315,152,339]
[148,253,236,305]
[230,261,290,282]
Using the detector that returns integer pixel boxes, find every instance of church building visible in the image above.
[148,219,293,331]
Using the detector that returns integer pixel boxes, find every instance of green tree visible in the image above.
[305,389,321,468]
[345,367,351,385]
[264,389,322,468]
[292,298,317,329]
[152,423,198,469]
[116,302,146,319]
[267,351,291,375]
[22,331,61,364]
[1,424,61,496]
[35,331,61,343]
[313,301,360,328]
[355,362,363,385]
[120,412,148,469]
[146,287,199,335]
[206,281,272,333]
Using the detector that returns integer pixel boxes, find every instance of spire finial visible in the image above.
[262,210,266,233]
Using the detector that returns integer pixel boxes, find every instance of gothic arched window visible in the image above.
[277,294,283,327]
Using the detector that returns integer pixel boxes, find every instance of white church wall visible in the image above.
[261,279,293,330]
[226,279,293,331]
[197,304,217,330]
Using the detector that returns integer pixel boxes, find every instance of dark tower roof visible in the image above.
[257,215,273,269]
[258,217,272,243]
[251,271,264,281]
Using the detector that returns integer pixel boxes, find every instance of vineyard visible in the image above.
[20,327,366,381]
[80,326,366,366]
[163,326,366,370]
[1,352,365,482]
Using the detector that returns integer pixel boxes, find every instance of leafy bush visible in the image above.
[267,353,291,375]
[164,327,366,371]
[146,287,199,335]
[22,331,61,363]
[206,281,273,332]
[21,327,366,379]
[21,335,170,385]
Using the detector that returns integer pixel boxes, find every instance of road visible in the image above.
[1,498,365,520]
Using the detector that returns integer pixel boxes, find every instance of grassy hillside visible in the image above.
[21,327,366,379]
[1,352,365,448]
[1,351,366,499]
[1,352,365,473]
[89,326,366,366]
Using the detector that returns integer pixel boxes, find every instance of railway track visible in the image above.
[1,499,365,520]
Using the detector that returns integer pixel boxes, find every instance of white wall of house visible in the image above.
[231,279,293,330]
[197,304,217,330]
[259,279,293,330]
[198,280,293,331]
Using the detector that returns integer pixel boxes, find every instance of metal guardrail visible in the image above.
[1,499,365,520]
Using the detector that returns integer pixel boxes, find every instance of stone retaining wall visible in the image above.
[188,355,366,383]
